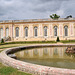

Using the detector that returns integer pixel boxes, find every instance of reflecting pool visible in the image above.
[15,47,75,69]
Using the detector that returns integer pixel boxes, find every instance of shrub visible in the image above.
[1,38,4,43]
[56,37,60,42]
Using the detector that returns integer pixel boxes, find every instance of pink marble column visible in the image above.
[50,25,52,36]
[3,25,5,38]
[9,24,13,39]
[30,25,33,37]
[59,25,63,36]
[70,24,74,36]
[39,24,43,37]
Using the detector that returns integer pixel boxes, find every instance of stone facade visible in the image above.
[0,18,75,41]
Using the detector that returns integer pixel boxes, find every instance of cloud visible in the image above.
[0,0,75,20]
[33,1,63,12]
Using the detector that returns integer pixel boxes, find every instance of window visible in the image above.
[34,26,38,37]
[64,26,68,36]
[54,26,57,36]
[6,28,9,37]
[15,27,19,37]
[44,26,47,36]
[25,27,28,37]
[0,28,3,38]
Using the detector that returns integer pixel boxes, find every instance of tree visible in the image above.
[56,37,60,42]
[1,38,4,43]
[66,15,72,19]
[50,14,60,20]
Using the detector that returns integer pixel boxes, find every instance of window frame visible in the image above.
[0,28,3,39]
[34,26,38,37]
[64,26,68,36]
[44,26,47,37]
[25,27,28,37]
[15,27,19,38]
[6,28,9,37]
[54,26,57,36]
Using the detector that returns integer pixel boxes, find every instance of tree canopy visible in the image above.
[66,15,72,19]
[50,14,60,20]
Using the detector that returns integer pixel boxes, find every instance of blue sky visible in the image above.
[0,0,75,20]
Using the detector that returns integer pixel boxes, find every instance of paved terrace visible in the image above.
[0,44,75,75]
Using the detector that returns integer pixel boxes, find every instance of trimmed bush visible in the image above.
[56,37,60,42]
[61,40,75,43]
[1,38,4,43]
[0,41,56,45]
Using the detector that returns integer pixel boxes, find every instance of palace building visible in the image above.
[0,18,75,41]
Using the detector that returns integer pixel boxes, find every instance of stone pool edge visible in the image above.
[0,44,75,75]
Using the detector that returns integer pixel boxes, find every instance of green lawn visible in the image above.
[0,63,31,75]
[0,44,29,49]
[0,44,32,75]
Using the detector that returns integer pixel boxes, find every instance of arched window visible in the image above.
[15,27,19,37]
[54,26,57,36]
[64,26,68,36]
[0,28,3,38]
[6,28,9,37]
[44,26,47,36]
[34,26,38,37]
[25,27,28,37]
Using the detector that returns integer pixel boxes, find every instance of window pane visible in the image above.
[44,26,47,36]
[16,27,19,37]
[64,26,68,36]
[34,27,37,37]
[6,28,9,37]
[0,28,3,38]
[54,26,57,36]
[25,27,28,37]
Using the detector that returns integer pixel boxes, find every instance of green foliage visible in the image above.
[0,41,56,45]
[0,67,16,75]
[0,63,31,75]
[1,38,4,43]
[61,40,75,43]
[66,15,72,19]
[56,37,60,42]
[50,14,60,20]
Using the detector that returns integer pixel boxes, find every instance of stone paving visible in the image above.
[0,44,75,75]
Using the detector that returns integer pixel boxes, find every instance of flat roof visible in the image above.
[0,18,75,23]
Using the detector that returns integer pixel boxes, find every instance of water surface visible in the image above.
[15,47,75,69]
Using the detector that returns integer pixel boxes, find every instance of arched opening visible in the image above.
[44,26,47,37]
[15,27,19,37]
[64,26,68,36]
[54,26,57,36]
[6,28,9,37]
[34,26,38,37]
[25,27,28,37]
[0,28,3,39]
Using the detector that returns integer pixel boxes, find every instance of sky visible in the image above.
[0,0,75,20]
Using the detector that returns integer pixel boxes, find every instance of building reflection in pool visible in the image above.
[15,47,75,69]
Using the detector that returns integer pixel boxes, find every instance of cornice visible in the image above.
[0,20,75,25]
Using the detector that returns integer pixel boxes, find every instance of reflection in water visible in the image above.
[44,48,48,55]
[54,48,58,55]
[15,47,75,69]
[34,49,38,55]
[25,50,28,54]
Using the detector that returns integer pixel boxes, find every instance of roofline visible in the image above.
[0,18,75,24]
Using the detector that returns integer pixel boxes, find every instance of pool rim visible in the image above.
[0,44,75,75]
